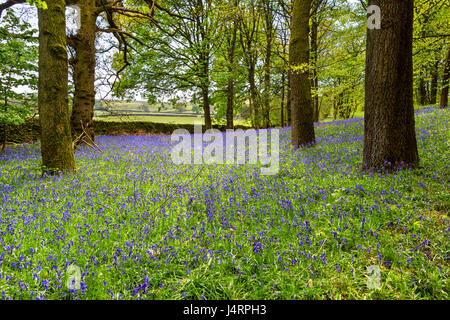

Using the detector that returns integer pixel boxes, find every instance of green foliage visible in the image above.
[0,9,38,126]
[413,0,450,105]
[313,1,366,120]
[114,0,221,108]
[26,0,47,9]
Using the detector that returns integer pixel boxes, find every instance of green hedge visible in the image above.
[5,119,251,144]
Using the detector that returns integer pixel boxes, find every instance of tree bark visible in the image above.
[38,0,76,172]
[429,58,439,105]
[1,101,7,152]
[363,0,418,170]
[310,10,319,123]
[290,0,315,148]
[248,61,259,129]
[281,71,285,126]
[418,75,427,106]
[1,125,6,152]
[287,71,291,126]
[202,85,212,130]
[239,7,260,129]
[440,45,450,109]
[70,0,97,144]
[262,0,273,129]
[226,74,235,130]
[226,23,238,130]
[263,39,272,129]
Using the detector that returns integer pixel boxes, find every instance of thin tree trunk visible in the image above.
[440,45,450,109]
[281,71,285,126]
[418,76,427,105]
[1,100,7,152]
[226,78,235,130]
[249,61,259,129]
[363,0,418,170]
[200,47,212,130]
[1,124,5,151]
[263,42,272,129]
[202,85,212,130]
[290,0,315,148]
[38,0,76,172]
[287,71,291,126]
[262,0,273,129]
[429,58,439,105]
[310,13,319,122]
[226,24,238,130]
[70,0,97,144]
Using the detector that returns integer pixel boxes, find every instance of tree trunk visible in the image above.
[440,45,450,109]
[70,0,97,144]
[418,76,427,105]
[248,61,260,129]
[1,102,7,152]
[287,71,291,126]
[290,0,315,148]
[226,78,235,130]
[200,48,212,130]
[281,71,286,126]
[310,13,319,123]
[226,24,238,130]
[363,0,418,170]
[263,42,272,129]
[262,0,273,129]
[38,0,76,172]
[202,85,212,130]
[1,124,6,152]
[429,58,439,105]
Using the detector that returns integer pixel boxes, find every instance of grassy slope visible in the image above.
[0,107,448,300]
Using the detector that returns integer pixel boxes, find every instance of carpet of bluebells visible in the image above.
[0,107,449,300]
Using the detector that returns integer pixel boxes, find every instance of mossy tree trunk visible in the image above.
[69,0,96,144]
[38,0,76,172]
[311,16,319,123]
[363,0,419,170]
[290,0,315,148]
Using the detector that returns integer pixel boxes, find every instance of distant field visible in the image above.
[94,102,251,126]
[94,101,204,125]
[95,115,205,125]
[93,102,435,127]
[95,115,250,127]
